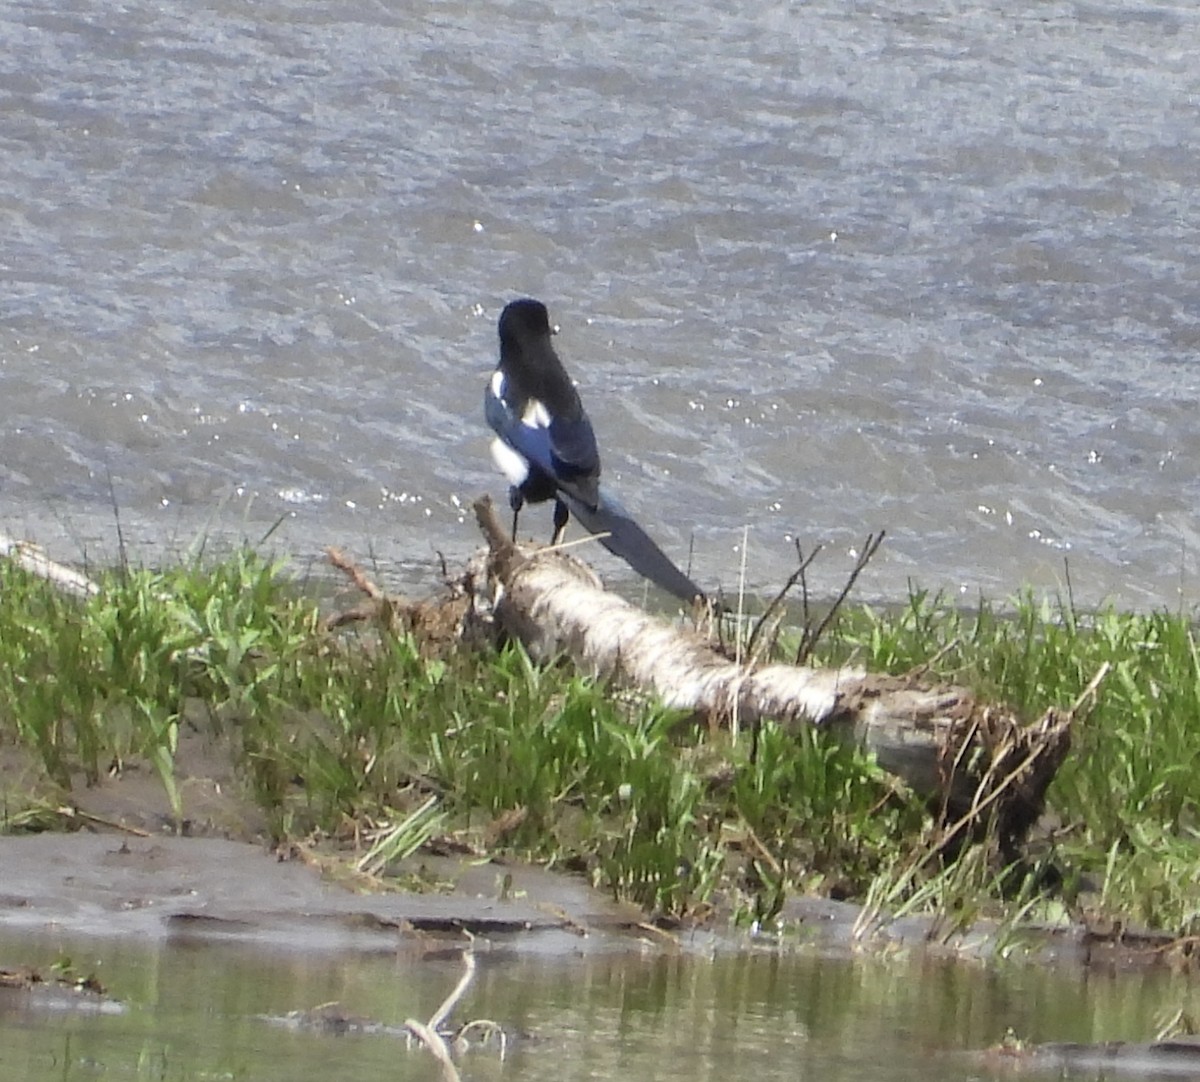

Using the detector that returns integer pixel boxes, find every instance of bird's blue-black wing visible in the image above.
[485,378,600,505]
[486,373,703,604]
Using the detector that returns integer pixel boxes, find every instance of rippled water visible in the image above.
[3,0,1199,608]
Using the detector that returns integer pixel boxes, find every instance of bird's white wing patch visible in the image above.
[521,397,551,429]
[490,437,529,486]
[490,370,507,400]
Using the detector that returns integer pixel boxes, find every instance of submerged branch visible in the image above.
[405,950,506,1081]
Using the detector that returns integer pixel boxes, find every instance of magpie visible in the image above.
[484,297,705,605]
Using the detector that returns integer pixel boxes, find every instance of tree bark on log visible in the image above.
[472,496,1074,852]
[0,531,99,599]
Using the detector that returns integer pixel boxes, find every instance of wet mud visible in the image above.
[0,833,659,956]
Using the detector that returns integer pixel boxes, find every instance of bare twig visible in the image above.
[404,950,479,1082]
[549,531,612,554]
[55,805,152,836]
[740,819,784,879]
[427,950,476,1032]
[1069,661,1111,717]
[745,541,824,666]
[405,1018,460,1082]
[903,637,963,682]
[796,531,886,665]
[798,539,813,646]
[326,546,384,600]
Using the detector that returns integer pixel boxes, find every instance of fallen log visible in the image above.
[471,496,1076,854]
[0,531,99,599]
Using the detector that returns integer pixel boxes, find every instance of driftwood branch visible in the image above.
[472,496,1072,848]
[404,950,507,1080]
[0,531,99,598]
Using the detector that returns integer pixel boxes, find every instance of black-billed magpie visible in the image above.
[484,298,705,605]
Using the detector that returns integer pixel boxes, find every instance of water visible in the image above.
[3,0,1199,609]
[0,929,1189,1082]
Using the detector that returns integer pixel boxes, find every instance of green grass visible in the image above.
[1,550,1199,940]
[819,591,1200,937]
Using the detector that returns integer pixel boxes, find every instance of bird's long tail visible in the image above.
[562,490,704,604]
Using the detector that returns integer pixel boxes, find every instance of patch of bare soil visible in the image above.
[0,832,663,956]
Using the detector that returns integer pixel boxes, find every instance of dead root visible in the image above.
[323,546,472,655]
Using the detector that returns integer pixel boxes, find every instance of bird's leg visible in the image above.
[508,487,524,541]
[550,499,569,545]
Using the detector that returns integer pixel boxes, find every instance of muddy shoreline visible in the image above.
[0,578,1178,974]
[0,829,1175,976]
[0,833,660,956]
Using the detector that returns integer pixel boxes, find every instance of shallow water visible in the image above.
[0,929,1190,1082]
[3,0,1200,609]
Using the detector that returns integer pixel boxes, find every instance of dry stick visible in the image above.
[947,731,1051,842]
[1068,660,1111,717]
[938,715,982,824]
[426,950,476,1032]
[796,530,886,665]
[58,806,153,837]
[903,637,963,682]
[454,1019,509,1056]
[735,524,750,664]
[323,546,415,631]
[405,1019,460,1082]
[548,530,613,555]
[798,539,814,650]
[745,542,824,666]
[745,606,785,677]
[325,546,384,600]
[732,525,751,740]
[741,819,784,879]
[1063,555,1077,626]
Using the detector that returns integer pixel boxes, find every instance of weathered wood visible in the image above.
[472,496,1072,849]
[0,531,99,599]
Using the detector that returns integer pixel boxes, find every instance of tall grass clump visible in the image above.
[815,588,1200,936]
[0,552,917,917]
[0,551,317,822]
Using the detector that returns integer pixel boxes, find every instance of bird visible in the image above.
[484,297,705,605]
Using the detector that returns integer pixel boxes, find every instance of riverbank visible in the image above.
[1,542,1197,961]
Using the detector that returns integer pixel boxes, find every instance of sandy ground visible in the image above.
[0,831,670,956]
[0,724,665,957]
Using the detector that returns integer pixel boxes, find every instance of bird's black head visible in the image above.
[495,297,581,418]
[498,298,553,348]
